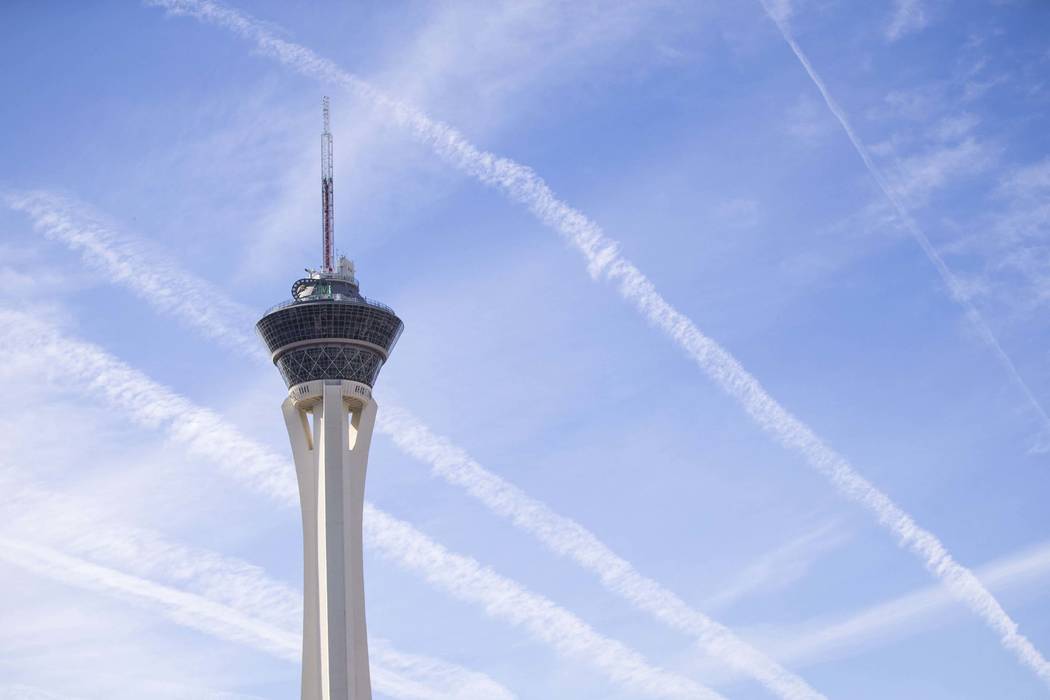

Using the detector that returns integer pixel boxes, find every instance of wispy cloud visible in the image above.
[3,191,263,360]
[363,506,723,700]
[0,686,85,700]
[141,0,1050,684]
[0,469,300,631]
[378,406,825,700]
[0,537,300,661]
[701,522,848,612]
[0,471,517,700]
[757,2,1050,453]
[0,303,294,505]
[243,0,679,275]
[0,310,724,700]
[0,537,450,700]
[886,0,932,42]
[9,193,821,699]
[885,138,997,210]
[951,158,1050,319]
[783,95,834,144]
[767,537,1050,668]
[751,5,1050,681]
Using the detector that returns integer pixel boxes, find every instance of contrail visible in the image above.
[362,504,722,700]
[776,537,1050,669]
[0,472,517,700]
[0,537,448,700]
[377,406,824,699]
[8,191,824,698]
[0,311,725,700]
[2,192,261,360]
[757,0,1050,451]
[140,0,1050,685]
[689,537,1050,684]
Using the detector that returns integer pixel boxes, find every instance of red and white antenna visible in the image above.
[321,96,335,273]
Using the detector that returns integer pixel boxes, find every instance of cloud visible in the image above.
[158,0,1050,680]
[765,0,794,24]
[45,0,1050,682]
[9,191,822,699]
[364,505,724,700]
[211,0,682,277]
[0,471,517,700]
[189,0,1049,675]
[0,309,724,700]
[379,406,824,700]
[0,686,86,700]
[783,95,833,144]
[0,538,449,700]
[147,0,1050,467]
[40,0,1050,687]
[713,197,762,229]
[3,191,263,360]
[886,0,932,42]
[886,138,997,209]
[701,522,849,612]
[947,158,1050,320]
[767,537,1050,668]
[755,7,1050,680]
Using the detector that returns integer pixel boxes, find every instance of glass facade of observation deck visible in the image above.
[257,290,404,389]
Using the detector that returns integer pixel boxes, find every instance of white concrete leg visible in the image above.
[283,381,376,700]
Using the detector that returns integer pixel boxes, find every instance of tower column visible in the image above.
[283,379,376,700]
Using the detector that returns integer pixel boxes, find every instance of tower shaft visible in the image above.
[283,379,376,700]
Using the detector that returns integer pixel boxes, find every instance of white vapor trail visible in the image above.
[0,310,724,700]
[0,537,447,700]
[377,407,825,700]
[0,472,516,700]
[757,0,1050,452]
[143,0,1050,686]
[776,538,1050,668]
[362,505,720,700]
[2,192,262,360]
[9,191,823,698]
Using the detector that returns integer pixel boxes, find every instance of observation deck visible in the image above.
[257,257,403,389]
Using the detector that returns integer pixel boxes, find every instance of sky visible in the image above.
[1,0,1050,698]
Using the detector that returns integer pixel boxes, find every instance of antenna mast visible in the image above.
[321,96,335,273]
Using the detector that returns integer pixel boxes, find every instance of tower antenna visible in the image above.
[321,96,335,273]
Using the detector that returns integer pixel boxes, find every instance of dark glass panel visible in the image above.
[257,300,404,356]
[275,344,386,388]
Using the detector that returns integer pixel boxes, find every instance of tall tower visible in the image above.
[257,98,403,700]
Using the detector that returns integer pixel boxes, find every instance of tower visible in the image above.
[257,98,403,700]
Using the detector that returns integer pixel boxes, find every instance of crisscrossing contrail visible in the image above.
[757,0,1050,452]
[0,471,517,700]
[8,189,826,699]
[142,0,1050,686]
[0,537,455,700]
[0,309,725,700]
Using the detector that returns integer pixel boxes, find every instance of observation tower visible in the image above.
[257,97,403,700]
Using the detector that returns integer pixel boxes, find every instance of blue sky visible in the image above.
[2,1,1050,698]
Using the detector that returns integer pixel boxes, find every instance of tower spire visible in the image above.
[321,96,335,273]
